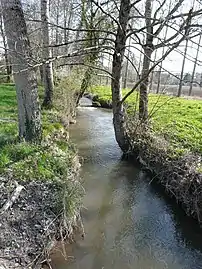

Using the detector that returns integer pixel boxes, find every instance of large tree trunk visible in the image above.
[111,0,131,153]
[0,15,12,83]
[41,0,54,108]
[1,0,42,142]
[139,0,153,121]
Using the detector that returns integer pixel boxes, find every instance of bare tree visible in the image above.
[41,0,54,108]
[111,0,131,152]
[123,36,132,89]
[139,0,153,121]
[1,0,42,142]
[178,38,189,97]
[149,44,158,92]
[0,15,12,83]
[76,0,112,103]
[189,34,202,96]
[156,26,169,94]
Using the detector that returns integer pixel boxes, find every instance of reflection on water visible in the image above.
[51,98,202,269]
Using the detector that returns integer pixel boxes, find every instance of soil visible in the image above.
[0,176,62,268]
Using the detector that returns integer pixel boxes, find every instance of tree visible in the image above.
[178,38,189,97]
[183,72,192,83]
[189,34,202,96]
[1,0,42,142]
[123,35,132,89]
[111,0,131,152]
[41,0,54,108]
[139,0,153,121]
[156,24,169,94]
[0,15,12,83]
[75,0,113,104]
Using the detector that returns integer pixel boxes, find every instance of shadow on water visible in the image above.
[50,99,202,269]
[149,178,202,252]
[125,155,202,253]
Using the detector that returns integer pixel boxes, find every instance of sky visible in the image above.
[131,0,202,74]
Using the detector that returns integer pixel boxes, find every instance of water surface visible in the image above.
[51,98,202,269]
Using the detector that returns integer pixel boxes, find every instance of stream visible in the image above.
[51,98,202,269]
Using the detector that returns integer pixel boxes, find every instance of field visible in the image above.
[90,86,202,155]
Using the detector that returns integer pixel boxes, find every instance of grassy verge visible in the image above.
[0,80,84,268]
[90,85,202,223]
[90,85,202,156]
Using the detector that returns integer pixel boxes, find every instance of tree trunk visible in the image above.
[123,36,131,89]
[111,0,131,153]
[64,1,73,53]
[41,0,54,108]
[54,0,60,57]
[76,1,99,103]
[149,44,158,92]
[1,0,42,142]
[0,15,12,83]
[156,34,168,94]
[136,49,143,81]
[189,34,201,96]
[39,65,44,85]
[139,0,153,121]
[106,53,111,85]
[178,38,188,97]
[76,67,93,105]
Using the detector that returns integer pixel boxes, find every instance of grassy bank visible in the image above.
[90,85,202,222]
[90,86,202,156]
[0,82,83,268]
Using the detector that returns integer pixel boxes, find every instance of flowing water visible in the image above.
[51,98,202,269]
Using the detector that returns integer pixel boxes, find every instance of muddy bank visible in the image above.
[85,93,202,224]
[128,129,202,224]
[0,145,83,269]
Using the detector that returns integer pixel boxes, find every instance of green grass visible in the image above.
[0,83,75,182]
[0,84,18,147]
[90,85,202,155]
[0,81,83,248]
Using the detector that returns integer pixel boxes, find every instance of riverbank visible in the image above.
[89,86,202,223]
[0,83,84,268]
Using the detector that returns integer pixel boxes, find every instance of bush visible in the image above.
[54,68,84,121]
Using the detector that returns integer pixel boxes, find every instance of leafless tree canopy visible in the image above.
[1,0,202,142]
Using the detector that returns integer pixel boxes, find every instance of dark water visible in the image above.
[51,98,202,269]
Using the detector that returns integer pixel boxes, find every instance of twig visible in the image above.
[0,182,24,215]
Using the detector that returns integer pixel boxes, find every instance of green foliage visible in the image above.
[90,85,202,155]
[0,82,83,235]
[0,142,39,171]
[0,84,18,148]
[0,83,78,183]
[54,68,84,116]
[7,134,76,182]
